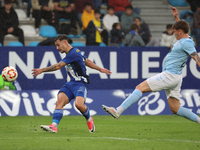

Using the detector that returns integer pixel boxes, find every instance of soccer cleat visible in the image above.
[40,124,57,133]
[102,105,120,119]
[87,117,95,133]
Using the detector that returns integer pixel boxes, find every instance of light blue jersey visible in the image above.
[163,37,196,74]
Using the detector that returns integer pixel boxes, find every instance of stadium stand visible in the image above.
[71,42,86,47]
[7,41,23,46]
[20,25,39,37]
[14,9,27,20]
[168,0,189,6]
[100,42,107,46]
[39,25,58,38]
[28,41,40,46]
[3,0,191,46]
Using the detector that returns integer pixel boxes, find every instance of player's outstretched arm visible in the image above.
[85,58,112,75]
[171,6,180,22]
[32,61,67,77]
[190,52,200,67]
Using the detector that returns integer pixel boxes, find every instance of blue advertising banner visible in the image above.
[0,89,199,116]
[0,46,200,90]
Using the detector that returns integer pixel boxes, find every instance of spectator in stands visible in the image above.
[73,0,93,28]
[108,0,131,20]
[53,0,77,35]
[191,5,200,46]
[110,22,124,46]
[186,0,200,12]
[160,24,177,48]
[32,0,57,33]
[0,0,24,46]
[134,17,152,45]
[0,74,22,91]
[92,0,101,10]
[121,5,140,35]
[123,24,145,46]
[81,2,95,33]
[1,0,22,9]
[103,5,119,33]
[85,9,108,46]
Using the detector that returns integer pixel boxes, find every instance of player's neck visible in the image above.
[65,46,73,54]
[179,34,189,40]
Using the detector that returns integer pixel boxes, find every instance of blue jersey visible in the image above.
[162,37,196,74]
[61,48,89,83]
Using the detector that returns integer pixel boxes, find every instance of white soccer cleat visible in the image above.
[41,124,57,133]
[102,105,120,119]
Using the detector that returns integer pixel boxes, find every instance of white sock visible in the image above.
[116,105,125,115]
[197,117,200,124]
[52,122,58,128]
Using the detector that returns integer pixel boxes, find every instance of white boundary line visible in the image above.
[0,136,200,143]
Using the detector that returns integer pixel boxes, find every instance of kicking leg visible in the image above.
[75,96,95,133]
[168,97,200,124]
[102,80,152,118]
[41,92,69,133]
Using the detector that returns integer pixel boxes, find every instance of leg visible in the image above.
[41,92,70,133]
[32,10,41,29]
[101,30,108,45]
[102,80,151,118]
[27,0,32,18]
[11,28,24,45]
[168,97,200,124]
[0,29,7,46]
[77,13,82,28]
[75,96,95,133]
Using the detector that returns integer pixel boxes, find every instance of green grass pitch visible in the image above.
[0,115,200,150]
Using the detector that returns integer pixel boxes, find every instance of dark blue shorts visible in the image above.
[58,81,87,102]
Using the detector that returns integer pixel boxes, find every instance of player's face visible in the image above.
[174,29,181,40]
[55,40,66,53]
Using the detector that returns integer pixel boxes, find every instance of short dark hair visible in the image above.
[134,17,141,21]
[166,24,173,29]
[125,5,133,10]
[54,35,69,42]
[84,2,92,7]
[172,20,189,34]
[4,0,12,4]
[112,23,120,29]
[95,9,101,14]
[107,5,115,10]
[131,24,139,30]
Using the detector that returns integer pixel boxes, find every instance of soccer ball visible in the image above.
[2,66,18,82]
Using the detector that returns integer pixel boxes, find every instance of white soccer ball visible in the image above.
[2,66,18,82]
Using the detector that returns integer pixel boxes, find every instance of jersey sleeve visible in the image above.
[182,40,196,55]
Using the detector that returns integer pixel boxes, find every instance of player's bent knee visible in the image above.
[169,106,179,114]
[75,102,83,110]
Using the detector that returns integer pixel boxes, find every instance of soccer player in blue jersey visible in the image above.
[32,34,111,133]
[102,6,200,125]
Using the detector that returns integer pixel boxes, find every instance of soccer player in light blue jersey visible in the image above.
[32,35,111,133]
[102,6,200,125]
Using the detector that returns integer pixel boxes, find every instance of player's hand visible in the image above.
[171,6,178,18]
[100,68,112,75]
[32,68,43,77]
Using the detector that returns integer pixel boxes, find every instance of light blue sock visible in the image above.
[121,89,142,110]
[53,109,63,125]
[177,107,198,122]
